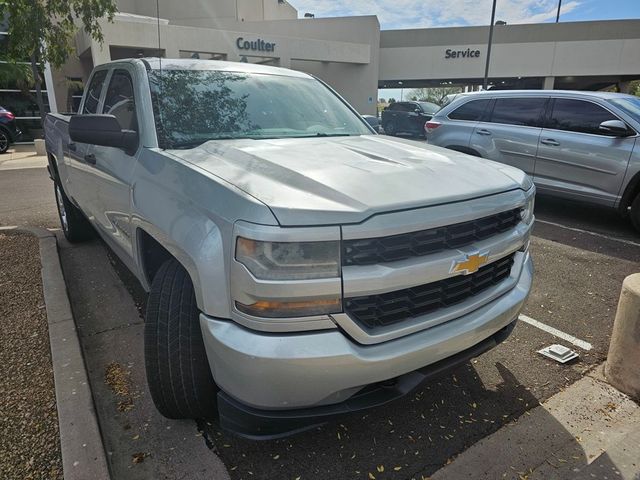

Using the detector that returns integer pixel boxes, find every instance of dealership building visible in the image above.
[26,0,640,132]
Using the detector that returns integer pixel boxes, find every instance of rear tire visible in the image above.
[630,194,640,232]
[0,129,9,154]
[144,258,218,419]
[54,181,94,243]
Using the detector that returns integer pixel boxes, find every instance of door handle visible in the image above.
[84,153,96,165]
[476,129,491,135]
[541,138,560,146]
[68,142,76,151]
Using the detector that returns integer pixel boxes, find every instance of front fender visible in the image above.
[130,148,277,318]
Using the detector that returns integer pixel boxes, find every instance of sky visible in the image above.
[287,0,639,30]
[286,0,639,100]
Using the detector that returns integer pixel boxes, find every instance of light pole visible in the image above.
[483,0,498,90]
[556,0,562,22]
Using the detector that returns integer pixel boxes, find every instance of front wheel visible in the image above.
[630,193,640,232]
[54,182,93,242]
[144,258,218,419]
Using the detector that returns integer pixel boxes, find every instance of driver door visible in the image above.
[91,67,140,264]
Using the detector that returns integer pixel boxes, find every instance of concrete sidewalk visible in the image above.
[430,365,640,480]
[0,146,48,171]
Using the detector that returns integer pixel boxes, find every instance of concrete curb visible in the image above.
[7,226,111,480]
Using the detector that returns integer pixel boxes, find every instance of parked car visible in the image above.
[0,106,22,153]
[45,59,534,438]
[381,101,439,137]
[426,90,640,231]
[361,114,382,133]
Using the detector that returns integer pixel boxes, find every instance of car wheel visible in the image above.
[0,129,9,154]
[144,258,218,419]
[385,121,397,136]
[54,181,94,242]
[630,193,640,232]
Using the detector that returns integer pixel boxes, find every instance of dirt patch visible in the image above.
[105,361,136,412]
[0,232,62,479]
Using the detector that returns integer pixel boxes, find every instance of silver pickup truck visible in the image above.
[45,58,534,439]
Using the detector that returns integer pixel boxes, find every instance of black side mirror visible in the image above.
[598,119,630,137]
[69,114,138,154]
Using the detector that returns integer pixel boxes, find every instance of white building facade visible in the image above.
[48,0,640,117]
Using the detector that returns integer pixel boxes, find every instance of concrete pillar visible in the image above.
[543,76,555,90]
[605,274,640,400]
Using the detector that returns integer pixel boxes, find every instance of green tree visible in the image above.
[0,0,117,126]
[407,86,464,105]
[0,62,33,91]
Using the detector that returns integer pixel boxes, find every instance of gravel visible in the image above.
[0,232,63,479]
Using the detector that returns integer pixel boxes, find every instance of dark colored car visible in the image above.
[381,101,440,137]
[361,114,382,133]
[0,106,21,153]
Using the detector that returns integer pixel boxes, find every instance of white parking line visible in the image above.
[535,219,640,248]
[518,314,593,351]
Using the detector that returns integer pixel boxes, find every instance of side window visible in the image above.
[448,99,491,121]
[82,70,108,114]
[548,99,618,135]
[102,70,137,131]
[489,97,547,127]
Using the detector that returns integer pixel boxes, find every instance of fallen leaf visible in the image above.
[377,465,384,472]
[132,452,145,464]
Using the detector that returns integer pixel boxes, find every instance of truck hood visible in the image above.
[169,135,527,226]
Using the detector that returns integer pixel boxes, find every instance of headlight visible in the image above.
[521,194,535,225]
[235,237,340,280]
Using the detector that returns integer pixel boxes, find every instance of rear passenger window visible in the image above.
[102,70,137,131]
[489,97,546,127]
[448,99,491,121]
[548,99,618,135]
[82,70,108,114]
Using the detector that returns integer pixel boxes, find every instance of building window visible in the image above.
[0,30,50,141]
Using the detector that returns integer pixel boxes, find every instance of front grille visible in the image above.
[343,209,521,266]
[344,253,515,330]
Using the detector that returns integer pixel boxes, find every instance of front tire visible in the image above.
[144,258,218,419]
[54,181,93,242]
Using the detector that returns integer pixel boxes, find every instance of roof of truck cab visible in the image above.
[113,57,313,79]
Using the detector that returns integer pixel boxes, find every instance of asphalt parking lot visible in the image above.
[2,158,639,480]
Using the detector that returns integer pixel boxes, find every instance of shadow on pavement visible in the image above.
[201,361,542,480]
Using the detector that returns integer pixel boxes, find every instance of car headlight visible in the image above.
[521,194,535,225]
[234,237,341,318]
[235,237,340,280]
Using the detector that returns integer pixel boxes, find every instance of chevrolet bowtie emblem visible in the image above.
[451,252,490,275]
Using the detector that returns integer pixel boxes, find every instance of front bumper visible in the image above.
[200,252,532,436]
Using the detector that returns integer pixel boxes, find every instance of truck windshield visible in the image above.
[148,69,372,148]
